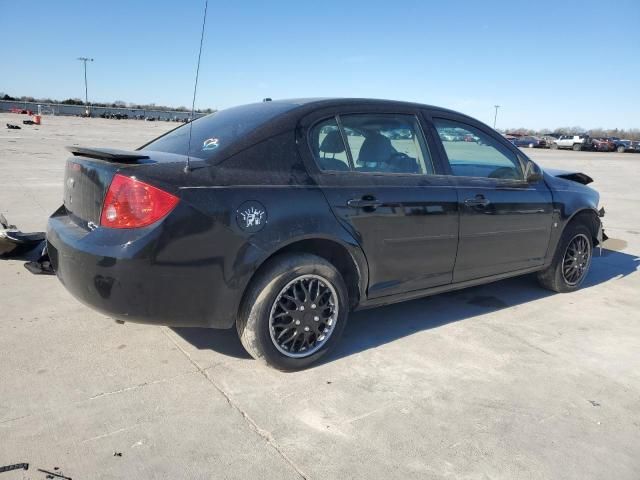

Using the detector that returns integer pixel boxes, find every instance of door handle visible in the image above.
[347,197,383,209]
[464,195,490,207]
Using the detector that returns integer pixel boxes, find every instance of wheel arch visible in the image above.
[239,234,367,322]
[564,208,602,245]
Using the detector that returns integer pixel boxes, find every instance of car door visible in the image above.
[426,112,554,283]
[300,108,459,299]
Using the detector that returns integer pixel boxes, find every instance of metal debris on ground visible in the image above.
[24,248,55,275]
[37,468,72,480]
[6,123,21,129]
[0,213,54,274]
[0,463,29,474]
[0,213,46,258]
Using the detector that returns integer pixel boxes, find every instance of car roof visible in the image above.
[200,98,492,165]
[266,97,461,116]
[226,98,483,136]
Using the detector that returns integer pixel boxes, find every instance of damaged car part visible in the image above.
[0,213,53,274]
[0,214,45,257]
[0,463,29,474]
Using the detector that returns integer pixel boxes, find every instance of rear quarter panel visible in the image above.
[175,132,367,327]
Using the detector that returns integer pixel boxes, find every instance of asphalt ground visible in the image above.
[1,113,639,479]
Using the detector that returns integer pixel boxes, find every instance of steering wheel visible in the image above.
[381,152,408,172]
[488,166,520,180]
[389,152,409,161]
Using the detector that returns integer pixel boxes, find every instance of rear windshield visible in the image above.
[141,102,295,160]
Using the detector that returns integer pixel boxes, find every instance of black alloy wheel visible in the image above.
[561,233,591,286]
[269,274,339,358]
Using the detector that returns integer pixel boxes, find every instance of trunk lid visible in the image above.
[63,156,120,227]
[62,147,201,227]
[63,147,164,227]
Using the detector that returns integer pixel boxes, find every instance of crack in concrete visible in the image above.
[82,424,140,443]
[161,328,309,480]
[0,413,33,426]
[485,323,553,356]
[0,371,197,427]
[88,372,193,400]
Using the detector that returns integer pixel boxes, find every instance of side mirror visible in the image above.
[525,161,543,183]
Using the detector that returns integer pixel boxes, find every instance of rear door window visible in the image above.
[310,118,351,171]
[340,114,434,174]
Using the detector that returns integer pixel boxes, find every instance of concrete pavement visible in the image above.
[1,114,639,479]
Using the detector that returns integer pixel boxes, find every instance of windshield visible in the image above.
[141,102,296,160]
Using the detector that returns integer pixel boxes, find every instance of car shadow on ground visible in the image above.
[172,247,639,364]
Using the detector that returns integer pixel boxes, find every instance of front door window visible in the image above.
[433,118,524,180]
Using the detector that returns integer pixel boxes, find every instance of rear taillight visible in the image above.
[100,174,179,229]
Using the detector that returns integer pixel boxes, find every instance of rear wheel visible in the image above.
[537,223,593,293]
[617,145,626,153]
[528,143,535,148]
[237,253,348,371]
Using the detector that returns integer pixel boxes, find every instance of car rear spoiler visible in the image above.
[66,146,150,162]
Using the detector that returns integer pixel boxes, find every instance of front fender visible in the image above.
[543,171,602,262]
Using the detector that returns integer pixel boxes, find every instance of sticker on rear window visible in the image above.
[202,137,220,150]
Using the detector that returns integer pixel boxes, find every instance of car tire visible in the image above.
[537,222,593,293]
[237,253,349,371]
[617,145,625,153]
[550,143,558,150]
[528,143,534,148]
[572,143,581,151]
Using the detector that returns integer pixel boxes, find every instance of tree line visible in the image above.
[1,93,215,114]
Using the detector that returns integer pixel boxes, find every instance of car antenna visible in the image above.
[185,0,209,173]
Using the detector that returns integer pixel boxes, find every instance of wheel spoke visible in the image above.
[280,329,297,346]
[282,294,300,307]
[299,280,310,302]
[276,327,292,340]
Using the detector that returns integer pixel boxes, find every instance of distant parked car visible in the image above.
[591,138,615,152]
[541,135,559,147]
[513,136,547,148]
[551,134,590,151]
[612,139,637,153]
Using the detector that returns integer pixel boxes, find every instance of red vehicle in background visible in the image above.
[592,138,615,152]
[9,108,33,115]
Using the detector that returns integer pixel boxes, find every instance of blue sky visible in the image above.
[1,0,638,129]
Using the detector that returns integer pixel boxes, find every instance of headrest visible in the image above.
[320,130,345,154]
[358,133,394,164]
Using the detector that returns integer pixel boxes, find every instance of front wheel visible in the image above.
[237,253,349,371]
[537,223,593,293]
[572,143,581,151]
[617,145,626,153]
[550,143,559,150]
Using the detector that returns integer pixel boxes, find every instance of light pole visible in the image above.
[77,57,94,115]
[493,105,500,129]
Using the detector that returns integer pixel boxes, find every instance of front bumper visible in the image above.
[47,207,239,328]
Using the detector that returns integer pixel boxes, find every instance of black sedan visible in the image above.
[512,136,547,148]
[47,99,605,370]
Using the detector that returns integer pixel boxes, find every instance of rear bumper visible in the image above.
[46,207,240,328]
